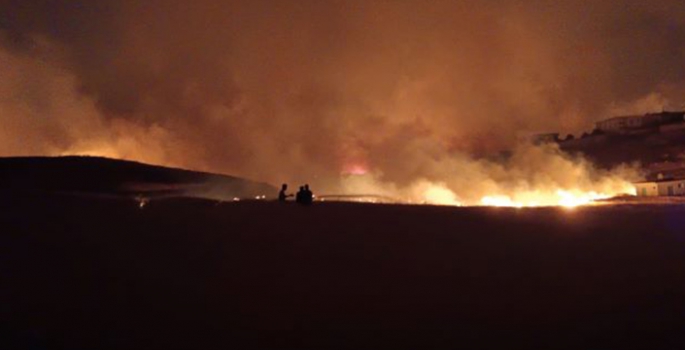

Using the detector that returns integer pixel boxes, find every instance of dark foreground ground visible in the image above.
[2,193,685,349]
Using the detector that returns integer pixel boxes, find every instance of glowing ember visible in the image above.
[557,190,602,208]
[342,164,368,176]
[136,197,149,209]
[480,195,525,208]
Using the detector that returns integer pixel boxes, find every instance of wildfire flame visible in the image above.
[400,144,639,208]
[415,182,637,208]
[414,178,637,208]
[414,182,463,206]
[341,172,637,208]
[479,188,634,208]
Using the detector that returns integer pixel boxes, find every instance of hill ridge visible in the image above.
[0,156,276,200]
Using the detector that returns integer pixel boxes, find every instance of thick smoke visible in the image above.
[0,0,682,199]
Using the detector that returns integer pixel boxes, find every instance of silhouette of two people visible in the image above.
[296,184,313,205]
[279,183,314,205]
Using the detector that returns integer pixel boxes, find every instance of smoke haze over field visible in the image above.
[0,0,681,198]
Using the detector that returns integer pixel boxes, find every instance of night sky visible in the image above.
[0,1,682,196]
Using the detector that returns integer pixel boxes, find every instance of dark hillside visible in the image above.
[0,156,276,199]
[559,131,685,178]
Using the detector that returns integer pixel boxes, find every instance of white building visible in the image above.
[595,116,644,133]
[634,178,685,196]
[595,111,685,134]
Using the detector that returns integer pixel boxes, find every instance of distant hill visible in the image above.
[0,156,277,200]
[559,129,685,179]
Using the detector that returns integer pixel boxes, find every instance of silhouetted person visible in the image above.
[303,184,313,205]
[278,183,292,202]
[296,186,305,204]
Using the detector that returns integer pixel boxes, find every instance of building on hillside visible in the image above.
[596,116,642,132]
[643,111,685,125]
[634,177,685,196]
[595,111,685,134]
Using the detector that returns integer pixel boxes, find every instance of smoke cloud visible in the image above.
[0,0,681,199]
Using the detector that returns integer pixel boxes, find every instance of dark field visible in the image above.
[2,193,685,349]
